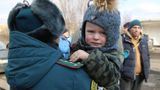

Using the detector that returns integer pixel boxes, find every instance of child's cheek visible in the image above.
[85,35,92,44]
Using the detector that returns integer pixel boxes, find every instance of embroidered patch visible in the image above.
[91,80,107,90]
[56,59,83,69]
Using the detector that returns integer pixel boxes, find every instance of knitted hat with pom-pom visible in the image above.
[81,5,121,50]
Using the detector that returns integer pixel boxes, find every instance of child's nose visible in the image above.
[94,33,100,39]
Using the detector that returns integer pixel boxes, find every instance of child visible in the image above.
[59,29,71,59]
[70,0,122,89]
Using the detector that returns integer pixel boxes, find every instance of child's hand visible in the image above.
[70,50,89,62]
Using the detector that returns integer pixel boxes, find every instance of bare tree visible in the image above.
[122,13,131,24]
[52,0,88,42]
[120,12,132,31]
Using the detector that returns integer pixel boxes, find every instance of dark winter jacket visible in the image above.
[5,31,91,90]
[121,34,150,81]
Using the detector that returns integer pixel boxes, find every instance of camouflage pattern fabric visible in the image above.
[82,49,121,90]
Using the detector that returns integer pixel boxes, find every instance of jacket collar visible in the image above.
[123,33,142,44]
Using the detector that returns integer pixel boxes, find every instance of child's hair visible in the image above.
[63,28,69,34]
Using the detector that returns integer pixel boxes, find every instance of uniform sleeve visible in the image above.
[81,49,121,89]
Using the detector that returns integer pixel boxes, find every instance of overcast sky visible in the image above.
[119,0,160,22]
[0,0,160,24]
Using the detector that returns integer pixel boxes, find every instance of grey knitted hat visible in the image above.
[8,0,65,38]
[81,5,121,50]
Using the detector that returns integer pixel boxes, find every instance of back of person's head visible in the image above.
[123,22,130,29]
[81,0,120,50]
[122,22,130,34]
[8,0,65,44]
[63,28,69,34]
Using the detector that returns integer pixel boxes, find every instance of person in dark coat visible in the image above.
[5,0,91,90]
[120,19,150,90]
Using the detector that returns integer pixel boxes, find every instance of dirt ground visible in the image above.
[142,71,160,90]
[142,53,160,90]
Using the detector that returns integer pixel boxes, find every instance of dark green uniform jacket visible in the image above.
[5,31,91,90]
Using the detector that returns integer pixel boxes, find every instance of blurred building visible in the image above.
[142,20,160,53]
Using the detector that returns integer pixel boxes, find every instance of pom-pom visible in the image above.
[93,0,117,11]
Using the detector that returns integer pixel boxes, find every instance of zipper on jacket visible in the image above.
[133,48,136,80]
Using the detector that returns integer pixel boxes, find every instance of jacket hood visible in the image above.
[5,31,62,89]
[81,5,120,51]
